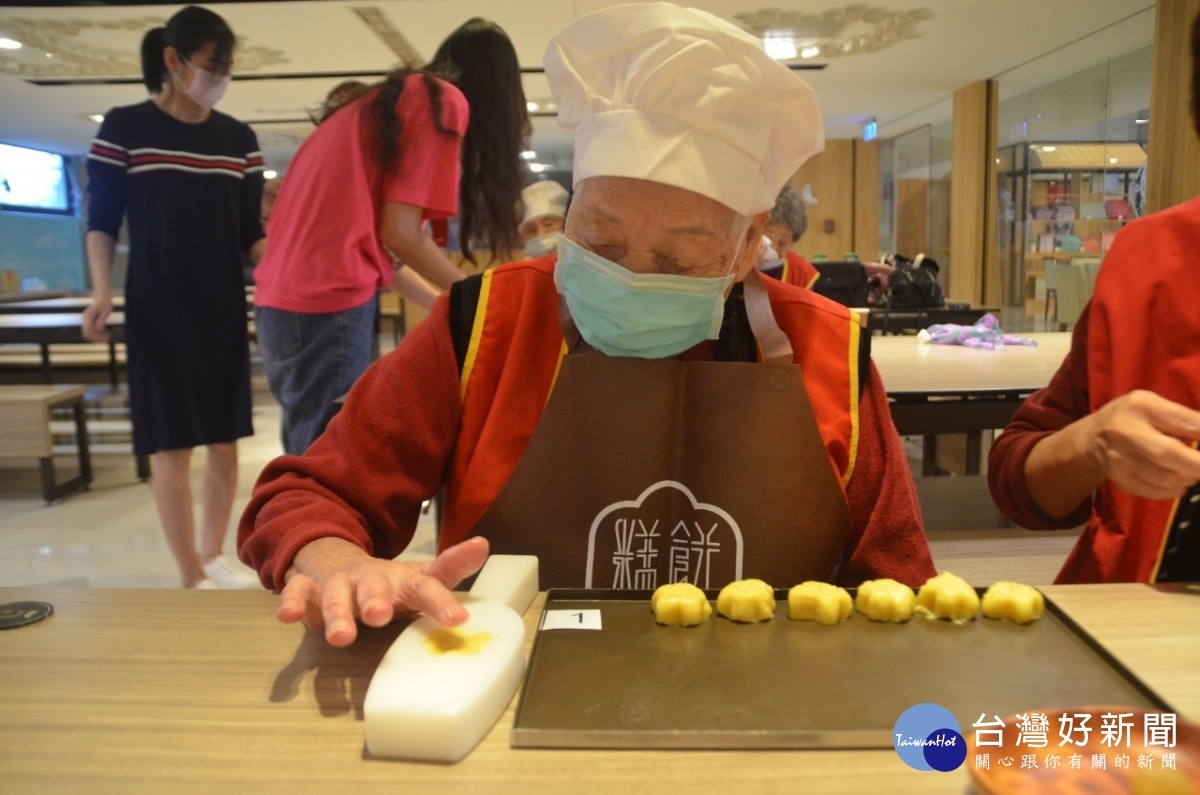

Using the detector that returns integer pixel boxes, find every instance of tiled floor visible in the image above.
[0,348,1078,590]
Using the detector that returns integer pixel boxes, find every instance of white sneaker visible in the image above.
[193,578,220,590]
[202,555,261,590]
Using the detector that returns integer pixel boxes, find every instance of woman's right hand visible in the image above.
[81,296,113,342]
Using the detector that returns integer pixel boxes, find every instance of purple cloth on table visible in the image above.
[923,314,1037,350]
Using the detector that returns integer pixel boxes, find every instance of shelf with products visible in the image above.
[995,141,1146,313]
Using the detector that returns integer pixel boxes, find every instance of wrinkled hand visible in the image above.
[81,297,112,343]
[277,536,490,647]
[1088,390,1200,500]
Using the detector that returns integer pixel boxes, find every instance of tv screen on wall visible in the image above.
[0,142,72,215]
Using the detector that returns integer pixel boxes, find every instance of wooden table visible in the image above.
[0,311,124,386]
[0,296,122,314]
[873,331,1072,475]
[0,584,1194,794]
[0,384,91,502]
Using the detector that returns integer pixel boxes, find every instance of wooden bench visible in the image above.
[0,384,92,503]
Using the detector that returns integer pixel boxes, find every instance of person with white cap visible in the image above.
[239,2,934,647]
[519,179,569,258]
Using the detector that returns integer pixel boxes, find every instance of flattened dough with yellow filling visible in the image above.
[716,579,776,623]
[651,582,712,627]
[915,571,980,623]
[788,581,853,625]
[855,578,915,623]
[981,581,1045,624]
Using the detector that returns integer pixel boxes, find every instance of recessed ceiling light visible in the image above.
[763,36,796,60]
[263,169,278,179]
[1109,157,1118,164]
[529,163,547,173]
[526,101,539,112]
[799,45,821,59]
[0,38,21,50]
[521,150,536,160]
[1042,146,1056,152]
[86,113,105,123]
[1135,118,1149,124]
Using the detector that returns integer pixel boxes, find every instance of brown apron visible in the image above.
[468,270,852,589]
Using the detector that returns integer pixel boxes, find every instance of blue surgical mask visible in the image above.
[554,236,735,359]
[524,231,562,259]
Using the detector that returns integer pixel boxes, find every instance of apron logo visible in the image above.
[584,480,744,589]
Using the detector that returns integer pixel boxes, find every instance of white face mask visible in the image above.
[524,231,562,259]
[176,57,230,109]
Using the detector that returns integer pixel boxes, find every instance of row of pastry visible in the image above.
[652,573,1045,627]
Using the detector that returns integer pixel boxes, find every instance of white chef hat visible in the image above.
[544,2,825,217]
[520,180,569,227]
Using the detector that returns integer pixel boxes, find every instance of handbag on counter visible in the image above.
[881,253,945,310]
[810,260,869,307]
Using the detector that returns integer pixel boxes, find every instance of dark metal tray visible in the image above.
[511,588,1173,750]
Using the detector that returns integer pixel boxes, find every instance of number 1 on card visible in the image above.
[540,609,602,631]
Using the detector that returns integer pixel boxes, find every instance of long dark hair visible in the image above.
[361,18,527,264]
[141,5,235,94]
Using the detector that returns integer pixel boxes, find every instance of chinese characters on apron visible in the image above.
[469,271,852,589]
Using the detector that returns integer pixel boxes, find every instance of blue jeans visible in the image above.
[256,297,377,455]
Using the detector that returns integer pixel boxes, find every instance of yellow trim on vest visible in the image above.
[806,271,821,290]
[546,341,568,408]
[842,316,861,487]
[1148,439,1199,583]
[780,259,790,283]
[459,269,494,399]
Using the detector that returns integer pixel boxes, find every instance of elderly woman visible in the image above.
[759,182,820,289]
[519,179,569,258]
[239,3,934,646]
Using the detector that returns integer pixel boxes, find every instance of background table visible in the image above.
[0,311,125,386]
[873,332,1072,475]
[0,583,1194,794]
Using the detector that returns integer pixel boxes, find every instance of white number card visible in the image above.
[540,609,602,631]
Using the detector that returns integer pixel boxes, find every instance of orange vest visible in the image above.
[783,251,821,289]
[440,257,863,550]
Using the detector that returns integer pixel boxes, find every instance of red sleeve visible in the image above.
[839,362,937,587]
[987,308,1094,530]
[237,295,463,590]
[382,76,468,219]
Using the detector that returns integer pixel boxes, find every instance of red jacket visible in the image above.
[239,258,935,589]
[989,196,1200,582]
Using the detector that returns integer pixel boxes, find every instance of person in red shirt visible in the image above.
[253,19,528,455]
[239,3,934,646]
[759,182,820,289]
[987,11,1200,584]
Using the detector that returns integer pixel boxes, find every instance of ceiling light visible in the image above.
[526,101,540,113]
[763,36,797,60]
[1135,118,1149,124]
[0,38,21,50]
[521,150,536,160]
[799,45,821,59]
[1041,146,1056,152]
[1109,157,1118,164]
[87,113,105,123]
[263,169,278,179]
[529,163,547,173]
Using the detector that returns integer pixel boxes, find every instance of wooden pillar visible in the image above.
[1146,0,1200,213]
[853,139,880,260]
[949,80,998,305]
[792,140,855,260]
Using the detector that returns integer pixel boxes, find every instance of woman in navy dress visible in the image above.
[83,5,264,589]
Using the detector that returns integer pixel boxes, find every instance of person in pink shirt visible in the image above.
[253,18,527,455]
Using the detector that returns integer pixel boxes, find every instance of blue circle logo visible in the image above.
[893,703,967,772]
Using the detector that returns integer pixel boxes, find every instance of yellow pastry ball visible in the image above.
[651,582,712,627]
[981,581,1045,624]
[787,581,853,626]
[915,572,980,623]
[855,578,915,623]
[716,579,776,623]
